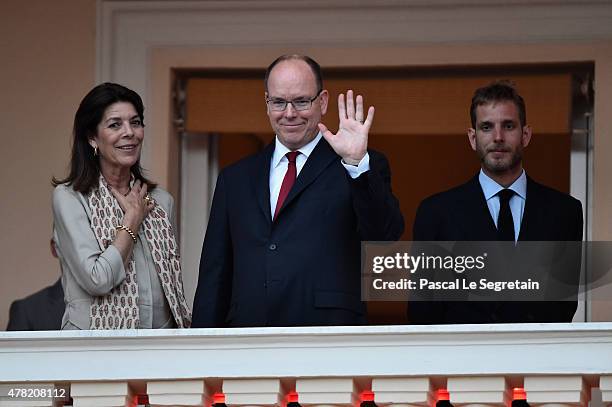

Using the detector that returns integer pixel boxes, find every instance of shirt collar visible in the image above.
[479,169,527,200]
[271,132,322,169]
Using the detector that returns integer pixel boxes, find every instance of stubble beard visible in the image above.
[478,144,523,175]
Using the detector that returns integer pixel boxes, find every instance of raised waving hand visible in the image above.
[318,89,375,165]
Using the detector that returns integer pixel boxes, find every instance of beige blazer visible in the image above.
[52,184,179,329]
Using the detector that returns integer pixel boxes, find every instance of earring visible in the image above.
[93,145,98,156]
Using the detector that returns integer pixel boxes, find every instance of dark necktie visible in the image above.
[274,151,299,221]
[496,188,515,241]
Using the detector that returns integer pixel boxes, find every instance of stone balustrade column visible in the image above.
[446,376,509,407]
[223,379,282,407]
[147,380,208,406]
[296,378,357,407]
[371,377,432,407]
[70,381,135,407]
[601,376,612,407]
[523,376,588,407]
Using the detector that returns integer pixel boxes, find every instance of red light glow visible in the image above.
[436,389,450,401]
[512,388,527,400]
[287,391,299,403]
[213,393,226,404]
[360,391,375,402]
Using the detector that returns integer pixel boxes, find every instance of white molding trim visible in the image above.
[2,323,612,381]
[99,1,612,75]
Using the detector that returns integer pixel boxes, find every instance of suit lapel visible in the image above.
[275,138,337,219]
[253,142,275,224]
[458,175,499,240]
[518,176,541,241]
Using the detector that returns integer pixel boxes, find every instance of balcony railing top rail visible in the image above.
[1,323,612,382]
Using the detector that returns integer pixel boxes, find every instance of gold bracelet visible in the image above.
[116,225,137,243]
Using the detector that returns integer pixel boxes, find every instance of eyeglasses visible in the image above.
[266,90,323,112]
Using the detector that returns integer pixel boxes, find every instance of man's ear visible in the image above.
[522,125,532,147]
[467,128,477,151]
[319,89,329,116]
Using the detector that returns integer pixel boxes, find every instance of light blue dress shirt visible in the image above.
[478,169,527,242]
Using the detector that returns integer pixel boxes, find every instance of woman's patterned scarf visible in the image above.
[87,175,191,329]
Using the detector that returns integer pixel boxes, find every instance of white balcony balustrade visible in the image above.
[1,324,611,407]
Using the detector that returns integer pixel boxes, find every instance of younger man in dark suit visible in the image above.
[410,80,583,324]
[192,55,403,327]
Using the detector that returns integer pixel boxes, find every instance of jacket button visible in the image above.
[269,243,277,250]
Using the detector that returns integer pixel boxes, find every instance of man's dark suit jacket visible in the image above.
[409,175,583,324]
[192,139,404,327]
[6,279,64,331]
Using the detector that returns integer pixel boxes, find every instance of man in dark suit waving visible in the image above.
[192,55,404,327]
[410,80,583,324]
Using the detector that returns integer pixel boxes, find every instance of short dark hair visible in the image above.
[264,54,323,93]
[470,80,527,128]
[52,82,156,194]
